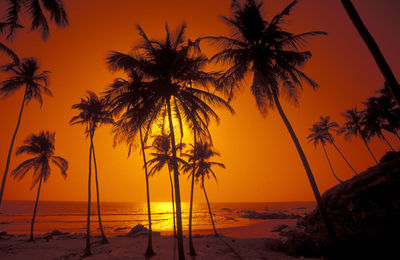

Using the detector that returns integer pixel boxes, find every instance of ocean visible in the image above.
[0,201,315,236]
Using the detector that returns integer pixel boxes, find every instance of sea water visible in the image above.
[0,201,315,236]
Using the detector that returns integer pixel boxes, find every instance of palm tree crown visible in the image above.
[338,107,366,140]
[307,116,338,146]
[12,131,67,188]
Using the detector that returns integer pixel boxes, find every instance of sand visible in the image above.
[0,221,321,260]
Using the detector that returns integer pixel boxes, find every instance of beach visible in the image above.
[0,221,320,259]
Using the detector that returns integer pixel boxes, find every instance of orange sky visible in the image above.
[0,0,399,203]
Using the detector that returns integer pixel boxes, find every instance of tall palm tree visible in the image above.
[0,57,51,206]
[205,0,337,244]
[183,142,225,237]
[0,0,68,62]
[308,120,343,183]
[70,91,113,255]
[317,116,358,176]
[11,131,68,241]
[338,107,378,163]
[147,134,187,238]
[363,96,396,151]
[341,0,400,106]
[106,24,233,260]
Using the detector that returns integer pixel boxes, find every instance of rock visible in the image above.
[125,224,160,237]
[240,210,300,219]
[114,227,128,232]
[271,224,288,232]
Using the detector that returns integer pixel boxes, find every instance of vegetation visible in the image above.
[11,131,68,241]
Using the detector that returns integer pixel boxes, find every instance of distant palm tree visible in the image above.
[106,24,233,260]
[183,142,225,237]
[11,131,68,241]
[147,134,187,238]
[0,57,51,206]
[338,107,378,163]
[205,0,337,244]
[70,91,113,255]
[0,0,68,62]
[363,96,396,151]
[341,0,400,106]
[308,120,343,183]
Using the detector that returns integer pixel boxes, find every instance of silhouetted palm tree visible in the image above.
[341,0,400,106]
[0,0,68,62]
[363,96,396,151]
[71,91,113,255]
[308,121,343,184]
[147,134,187,238]
[106,24,233,260]
[338,107,378,163]
[372,89,400,141]
[205,0,337,244]
[183,142,225,237]
[11,131,67,241]
[0,57,51,206]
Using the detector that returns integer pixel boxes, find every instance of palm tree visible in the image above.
[147,134,187,238]
[308,119,343,183]
[317,116,358,176]
[363,96,396,151]
[205,0,337,244]
[341,0,400,106]
[183,142,225,237]
[106,24,233,260]
[70,91,113,255]
[338,107,378,163]
[0,0,68,62]
[0,57,51,206]
[11,131,68,241]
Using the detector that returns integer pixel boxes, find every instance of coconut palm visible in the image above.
[11,131,68,241]
[70,91,113,255]
[0,57,51,206]
[183,142,225,237]
[341,0,400,106]
[106,24,233,259]
[308,119,343,183]
[338,107,378,163]
[363,96,396,151]
[147,134,187,238]
[205,0,337,243]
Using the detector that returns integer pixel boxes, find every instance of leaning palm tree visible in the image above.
[308,120,343,183]
[11,131,68,241]
[147,134,187,238]
[338,107,378,164]
[0,57,51,206]
[341,0,400,106]
[183,142,225,237]
[363,96,396,151]
[106,24,233,260]
[70,91,113,255]
[204,0,337,243]
[316,116,358,176]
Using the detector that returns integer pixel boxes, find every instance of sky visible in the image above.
[0,0,399,203]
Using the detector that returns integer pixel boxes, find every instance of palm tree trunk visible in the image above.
[393,131,400,143]
[139,128,155,257]
[0,93,26,206]
[361,137,378,164]
[91,137,108,244]
[168,167,176,238]
[203,183,218,237]
[83,137,93,257]
[342,0,400,106]
[29,175,42,242]
[322,144,343,183]
[272,91,338,245]
[188,128,197,255]
[331,142,358,176]
[341,0,400,106]
[381,134,395,151]
[166,98,185,260]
